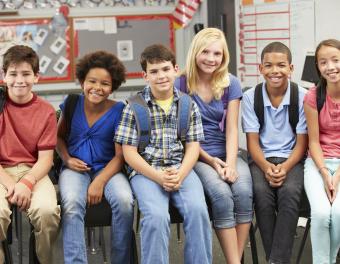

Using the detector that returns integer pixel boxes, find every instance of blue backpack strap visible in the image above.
[127,93,151,152]
[177,91,192,142]
[0,86,6,114]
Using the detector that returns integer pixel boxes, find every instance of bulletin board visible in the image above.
[235,0,315,87]
[73,15,175,78]
[0,18,72,83]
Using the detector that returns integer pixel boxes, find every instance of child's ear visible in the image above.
[34,73,40,83]
[174,64,179,72]
[289,64,294,72]
[258,63,263,74]
[142,71,149,83]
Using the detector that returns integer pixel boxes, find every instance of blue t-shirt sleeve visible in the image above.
[295,87,308,134]
[227,74,243,101]
[241,88,260,133]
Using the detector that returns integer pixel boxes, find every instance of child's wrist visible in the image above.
[19,178,34,191]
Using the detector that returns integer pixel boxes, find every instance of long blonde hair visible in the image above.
[184,27,230,99]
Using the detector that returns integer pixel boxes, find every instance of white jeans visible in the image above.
[304,158,340,264]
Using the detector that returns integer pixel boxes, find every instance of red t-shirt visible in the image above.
[0,93,57,167]
[304,87,340,158]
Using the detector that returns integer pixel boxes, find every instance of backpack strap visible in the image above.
[254,83,265,131]
[288,82,299,134]
[127,93,151,152]
[177,91,192,142]
[64,94,80,139]
[0,86,6,114]
[316,83,326,114]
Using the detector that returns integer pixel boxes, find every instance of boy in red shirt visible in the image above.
[0,45,60,263]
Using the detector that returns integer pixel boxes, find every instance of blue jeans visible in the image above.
[304,158,340,264]
[194,157,253,229]
[130,170,212,264]
[250,157,304,264]
[59,169,134,264]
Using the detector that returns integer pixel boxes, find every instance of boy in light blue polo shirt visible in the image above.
[241,42,307,264]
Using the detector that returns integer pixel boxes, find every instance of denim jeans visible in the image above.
[59,169,134,264]
[250,157,304,264]
[194,157,253,229]
[130,170,212,264]
[304,158,340,264]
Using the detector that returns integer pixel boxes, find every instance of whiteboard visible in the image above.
[235,0,317,87]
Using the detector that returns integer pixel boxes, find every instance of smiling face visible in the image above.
[195,40,224,77]
[259,52,293,91]
[82,67,112,104]
[143,60,178,100]
[316,45,340,85]
[3,62,39,104]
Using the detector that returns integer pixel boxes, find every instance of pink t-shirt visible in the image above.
[304,87,340,158]
[0,93,57,167]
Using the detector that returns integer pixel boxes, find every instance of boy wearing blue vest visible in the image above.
[241,42,307,263]
[115,44,212,264]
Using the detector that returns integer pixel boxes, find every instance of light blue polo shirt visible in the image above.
[241,80,307,158]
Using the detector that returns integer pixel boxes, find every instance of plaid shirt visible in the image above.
[115,86,204,177]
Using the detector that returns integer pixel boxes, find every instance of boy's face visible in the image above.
[143,60,178,99]
[259,52,293,90]
[3,62,39,104]
[82,67,112,104]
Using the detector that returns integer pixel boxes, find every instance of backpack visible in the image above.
[0,86,6,113]
[316,83,326,114]
[254,82,299,133]
[50,94,80,182]
[127,91,192,152]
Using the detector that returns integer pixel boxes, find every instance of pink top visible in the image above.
[304,87,340,158]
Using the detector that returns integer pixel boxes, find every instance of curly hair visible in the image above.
[2,45,39,74]
[76,50,126,92]
[183,27,230,100]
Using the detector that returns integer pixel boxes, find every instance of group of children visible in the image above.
[0,27,339,264]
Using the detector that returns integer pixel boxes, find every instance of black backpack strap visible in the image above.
[177,91,192,142]
[316,83,326,114]
[0,86,6,114]
[64,94,80,139]
[288,82,299,134]
[254,83,264,132]
[127,93,151,153]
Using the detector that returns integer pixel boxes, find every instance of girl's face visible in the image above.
[317,45,340,84]
[196,40,224,76]
[82,68,112,104]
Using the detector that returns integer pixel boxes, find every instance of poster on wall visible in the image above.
[235,0,315,88]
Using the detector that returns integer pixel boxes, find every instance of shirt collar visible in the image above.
[262,80,291,107]
[143,85,180,104]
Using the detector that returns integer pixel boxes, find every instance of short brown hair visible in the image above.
[2,45,39,74]
[76,50,126,92]
[261,42,292,64]
[140,44,176,72]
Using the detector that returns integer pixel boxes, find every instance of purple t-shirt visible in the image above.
[175,74,242,159]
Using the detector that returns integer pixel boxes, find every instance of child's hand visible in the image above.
[162,168,182,192]
[8,182,32,211]
[87,178,105,206]
[211,157,227,177]
[222,166,239,183]
[270,164,287,187]
[265,163,276,186]
[323,175,334,203]
[66,157,91,172]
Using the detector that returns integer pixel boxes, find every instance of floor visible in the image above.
[7,213,339,264]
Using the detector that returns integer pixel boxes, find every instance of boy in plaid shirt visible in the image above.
[115,44,212,264]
